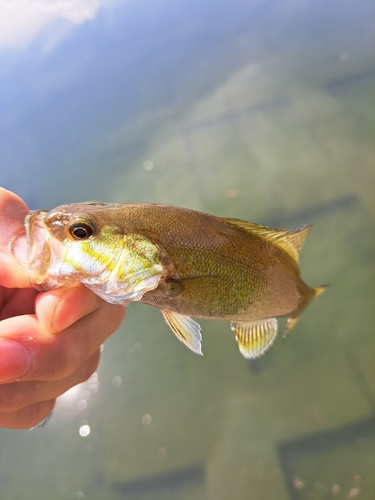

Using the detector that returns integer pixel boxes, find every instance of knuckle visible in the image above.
[0,399,56,430]
[0,382,39,412]
[18,400,56,429]
[80,350,101,382]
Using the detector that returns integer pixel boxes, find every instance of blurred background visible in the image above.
[0,1,374,499]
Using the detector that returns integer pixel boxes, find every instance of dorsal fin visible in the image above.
[221,218,289,239]
[275,224,313,262]
[221,218,312,263]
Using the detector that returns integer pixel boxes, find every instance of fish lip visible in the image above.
[25,210,52,290]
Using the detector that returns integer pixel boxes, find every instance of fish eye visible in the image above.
[69,222,94,240]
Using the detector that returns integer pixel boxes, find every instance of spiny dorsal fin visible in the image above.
[161,310,203,355]
[221,218,289,239]
[222,218,312,263]
[231,318,278,359]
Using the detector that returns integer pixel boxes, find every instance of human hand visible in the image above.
[0,188,125,429]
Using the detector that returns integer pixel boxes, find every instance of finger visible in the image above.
[0,287,37,320]
[0,350,100,413]
[0,399,56,429]
[35,284,105,333]
[0,303,125,382]
[0,188,31,288]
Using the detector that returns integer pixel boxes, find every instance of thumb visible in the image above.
[0,188,32,288]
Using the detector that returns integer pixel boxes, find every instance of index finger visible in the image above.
[0,188,31,288]
[0,301,125,382]
[35,284,107,333]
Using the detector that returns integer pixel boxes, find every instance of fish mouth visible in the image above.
[25,210,63,291]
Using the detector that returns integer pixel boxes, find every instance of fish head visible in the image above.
[25,204,128,291]
[25,203,164,304]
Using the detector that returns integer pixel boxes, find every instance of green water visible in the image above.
[0,1,374,499]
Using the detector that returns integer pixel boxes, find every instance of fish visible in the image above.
[24,202,325,359]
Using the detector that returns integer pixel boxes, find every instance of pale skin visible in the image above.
[0,188,125,429]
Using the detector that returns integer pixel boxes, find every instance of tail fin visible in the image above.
[283,284,327,339]
[313,285,328,298]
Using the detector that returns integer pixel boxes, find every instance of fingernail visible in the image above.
[0,339,33,383]
[11,234,29,266]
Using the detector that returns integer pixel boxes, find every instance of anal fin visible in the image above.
[231,318,278,359]
[161,310,202,355]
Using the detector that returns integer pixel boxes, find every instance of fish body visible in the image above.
[25,203,325,358]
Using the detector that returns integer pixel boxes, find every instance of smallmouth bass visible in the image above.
[25,203,325,359]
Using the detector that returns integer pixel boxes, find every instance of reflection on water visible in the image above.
[278,417,374,500]
[0,0,374,499]
[79,425,91,438]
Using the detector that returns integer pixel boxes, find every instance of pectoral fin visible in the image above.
[231,318,278,359]
[161,310,203,355]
